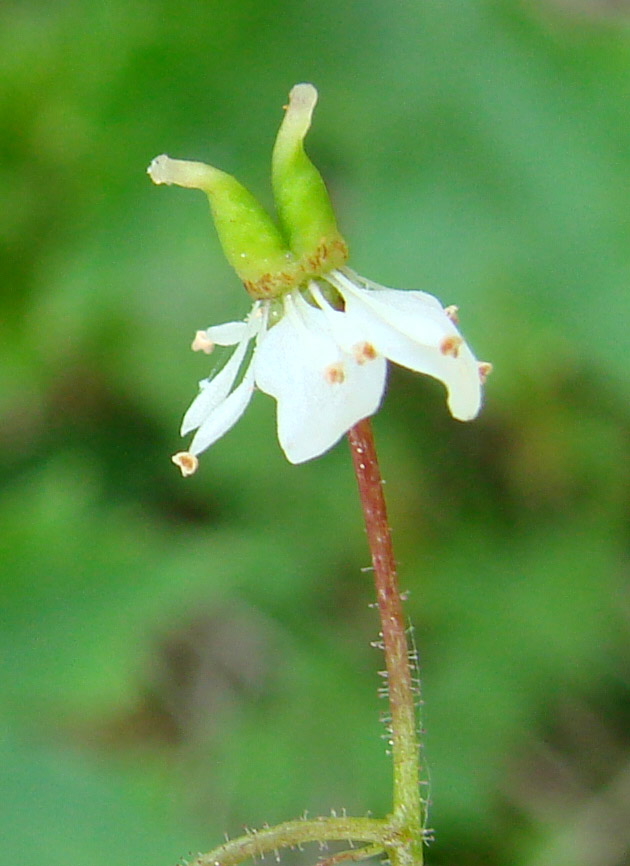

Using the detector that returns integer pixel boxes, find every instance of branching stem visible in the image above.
[192,419,424,866]
[314,843,385,866]
[194,818,388,866]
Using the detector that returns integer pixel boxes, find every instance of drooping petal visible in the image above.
[189,367,255,456]
[342,267,444,312]
[330,273,481,421]
[181,332,252,436]
[331,270,451,346]
[254,293,386,463]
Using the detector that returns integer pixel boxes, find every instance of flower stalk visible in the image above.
[348,418,424,866]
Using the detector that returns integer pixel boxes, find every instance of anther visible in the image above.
[352,341,377,364]
[172,451,199,477]
[440,335,463,357]
[191,330,215,354]
[478,361,493,383]
[323,362,345,384]
[443,305,459,323]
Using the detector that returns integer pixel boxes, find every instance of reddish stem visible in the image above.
[347,418,421,833]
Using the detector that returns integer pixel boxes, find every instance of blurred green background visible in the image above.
[2,0,629,864]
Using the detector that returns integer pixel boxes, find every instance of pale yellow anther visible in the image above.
[323,362,345,384]
[191,330,215,354]
[444,305,459,323]
[172,451,199,477]
[352,341,377,364]
[478,361,493,383]
[440,335,463,357]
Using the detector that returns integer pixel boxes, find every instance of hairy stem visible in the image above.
[192,418,425,866]
[347,418,423,865]
[314,843,385,866]
[193,817,389,866]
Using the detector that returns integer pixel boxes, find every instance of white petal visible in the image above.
[254,294,386,463]
[188,367,255,456]
[341,266,444,311]
[332,277,481,420]
[332,271,450,346]
[181,335,251,435]
[206,321,250,346]
[308,281,369,353]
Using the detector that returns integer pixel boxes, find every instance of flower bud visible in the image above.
[271,84,348,272]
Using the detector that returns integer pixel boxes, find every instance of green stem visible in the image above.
[192,418,425,866]
[347,419,423,865]
[194,817,389,866]
[314,843,385,866]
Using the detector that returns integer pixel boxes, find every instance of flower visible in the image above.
[171,268,485,469]
[148,83,488,474]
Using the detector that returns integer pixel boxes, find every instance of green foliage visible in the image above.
[1,1,629,865]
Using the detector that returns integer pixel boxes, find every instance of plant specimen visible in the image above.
[148,83,489,866]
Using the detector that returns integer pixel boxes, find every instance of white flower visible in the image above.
[172,267,487,473]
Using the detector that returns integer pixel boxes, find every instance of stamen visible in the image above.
[440,335,463,357]
[172,452,199,477]
[443,305,459,323]
[308,280,331,310]
[191,330,214,354]
[324,362,345,384]
[282,292,307,333]
[478,361,493,383]
[352,342,377,364]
